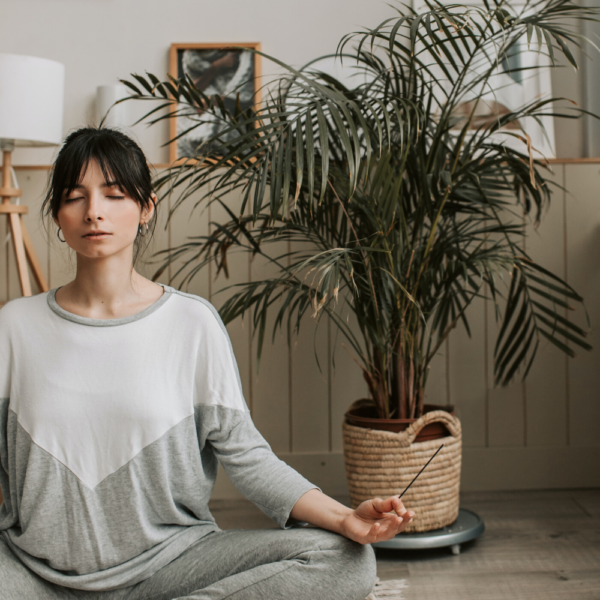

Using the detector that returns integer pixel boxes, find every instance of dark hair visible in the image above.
[41,126,158,267]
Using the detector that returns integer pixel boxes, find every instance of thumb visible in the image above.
[372,496,392,514]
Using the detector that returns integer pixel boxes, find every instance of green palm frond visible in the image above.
[122,0,597,418]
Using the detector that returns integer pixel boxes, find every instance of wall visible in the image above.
[0,0,593,163]
[1,0,398,166]
[1,0,599,498]
[582,0,600,157]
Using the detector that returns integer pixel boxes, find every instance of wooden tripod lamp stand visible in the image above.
[0,53,64,302]
[1,142,48,297]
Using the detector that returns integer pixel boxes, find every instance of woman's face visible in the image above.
[54,159,154,260]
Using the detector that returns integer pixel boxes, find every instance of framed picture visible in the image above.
[168,43,262,163]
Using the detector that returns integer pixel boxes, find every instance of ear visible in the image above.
[141,193,157,223]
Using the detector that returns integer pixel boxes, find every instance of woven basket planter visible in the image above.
[342,405,462,533]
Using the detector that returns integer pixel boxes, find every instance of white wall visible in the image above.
[1,0,593,161]
[1,0,397,165]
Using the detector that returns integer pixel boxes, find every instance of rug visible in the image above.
[365,577,409,599]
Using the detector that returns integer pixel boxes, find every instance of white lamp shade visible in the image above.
[96,84,129,128]
[0,53,65,147]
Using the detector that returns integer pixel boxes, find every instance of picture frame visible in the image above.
[168,42,262,164]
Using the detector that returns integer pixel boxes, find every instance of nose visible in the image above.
[84,192,104,222]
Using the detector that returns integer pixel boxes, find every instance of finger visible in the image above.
[401,510,415,524]
[382,513,406,532]
[398,512,415,531]
[390,496,408,517]
[381,516,406,541]
[372,497,389,514]
[385,510,412,531]
[394,498,417,521]
[368,521,382,544]
[379,495,403,515]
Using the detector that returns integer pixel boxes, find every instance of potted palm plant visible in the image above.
[121,0,595,532]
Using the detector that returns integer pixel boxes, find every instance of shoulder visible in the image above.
[166,287,229,338]
[0,292,47,328]
[165,288,241,379]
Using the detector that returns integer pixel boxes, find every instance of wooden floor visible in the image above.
[208,489,600,600]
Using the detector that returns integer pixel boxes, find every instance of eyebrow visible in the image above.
[70,181,122,190]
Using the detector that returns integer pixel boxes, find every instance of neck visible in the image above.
[66,251,145,306]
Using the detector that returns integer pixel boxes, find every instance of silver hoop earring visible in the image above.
[57,227,66,243]
[138,223,149,237]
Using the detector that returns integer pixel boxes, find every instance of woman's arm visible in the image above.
[192,303,415,542]
[290,488,415,545]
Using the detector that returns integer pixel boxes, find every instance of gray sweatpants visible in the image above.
[0,527,377,600]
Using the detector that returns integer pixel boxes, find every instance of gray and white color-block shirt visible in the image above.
[0,285,319,591]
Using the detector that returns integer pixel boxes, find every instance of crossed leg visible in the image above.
[129,528,377,600]
[0,528,377,600]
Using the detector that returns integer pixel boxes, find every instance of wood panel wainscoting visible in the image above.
[2,161,600,497]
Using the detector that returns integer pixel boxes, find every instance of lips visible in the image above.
[83,232,111,237]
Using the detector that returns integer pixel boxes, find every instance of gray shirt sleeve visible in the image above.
[195,405,321,529]
[190,298,321,529]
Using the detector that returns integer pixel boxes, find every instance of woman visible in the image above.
[0,127,415,600]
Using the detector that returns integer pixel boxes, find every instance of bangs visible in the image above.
[45,128,153,219]
[59,154,125,200]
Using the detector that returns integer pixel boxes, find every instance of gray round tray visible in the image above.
[371,508,485,554]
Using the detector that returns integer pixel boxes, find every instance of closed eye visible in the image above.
[64,196,125,202]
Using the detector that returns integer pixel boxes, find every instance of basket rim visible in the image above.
[343,411,462,444]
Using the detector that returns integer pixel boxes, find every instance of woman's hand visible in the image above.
[339,496,415,545]
[289,488,415,545]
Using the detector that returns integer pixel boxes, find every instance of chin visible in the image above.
[73,242,131,259]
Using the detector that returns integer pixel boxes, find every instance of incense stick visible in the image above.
[398,443,444,499]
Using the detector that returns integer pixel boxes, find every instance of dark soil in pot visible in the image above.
[345,400,455,441]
